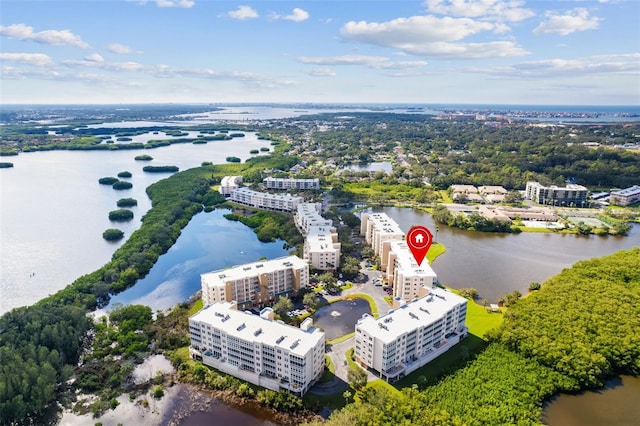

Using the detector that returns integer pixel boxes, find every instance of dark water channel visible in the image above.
[542,375,640,426]
[313,299,371,340]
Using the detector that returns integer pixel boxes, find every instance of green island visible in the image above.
[116,197,138,207]
[117,171,132,178]
[102,228,125,241]
[108,209,134,221]
[112,180,133,190]
[142,165,179,173]
[0,111,639,425]
[134,154,153,161]
[98,176,118,185]
[0,162,14,168]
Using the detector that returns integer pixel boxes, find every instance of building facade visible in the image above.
[304,226,341,271]
[525,181,588,207]
[610,185,640,206]
[219,176,243,197]
[201,256,309,307]
[263,177,320,191]
[386,241,437,301]
[189,302,325,396]
[360,213,404,269]
[230,187,302,212]
[354,287,468,382]
[294,203,332,234]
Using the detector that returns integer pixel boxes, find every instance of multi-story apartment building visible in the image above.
[360,213,404,269]
[201,256,309,308]
[294,203,332,234]
[263,177,320,190]
[304,226,341,271]
[525,181,588,207]
[189,302,325,396]
[386,241,437,301]
[219,175,243,197]
[610,185,640,206]
[354,287,468,382]
[230,187,302,212]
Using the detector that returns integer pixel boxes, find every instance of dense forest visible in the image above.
[309,248,640,426]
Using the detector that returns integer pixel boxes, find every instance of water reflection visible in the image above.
[313,299,371,340]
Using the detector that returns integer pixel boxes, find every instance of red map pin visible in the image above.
[406,225,433,266]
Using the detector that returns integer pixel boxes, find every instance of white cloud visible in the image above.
[426,0,535,22]
[271,8,310,22]
[155,0,194,8]
[306,68,337,77]
[108,43,134,54]
[470,53,640,78]
[84,53,104,62]
[0,53,54,67]
[340,16,528,58]
[228,5,259,20]
[533,8,601,36]
[0,23,90,48]
[297,55,428,69]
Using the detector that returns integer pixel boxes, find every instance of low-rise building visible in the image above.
[219,176,243,197]
[230,187,302,212]
[304,226,341,271]
[610,185,640,206]
[354,287,468,382]
[525,181,588,207]
[263,177,320,191]
[189,302,325,396]
[386,241,437,301]
[201,256,309,308]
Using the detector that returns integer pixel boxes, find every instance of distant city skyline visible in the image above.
[1,1,639,105]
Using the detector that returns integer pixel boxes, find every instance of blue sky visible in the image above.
[1,0,638,105]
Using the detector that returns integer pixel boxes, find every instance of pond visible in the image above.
[313,298,371,340]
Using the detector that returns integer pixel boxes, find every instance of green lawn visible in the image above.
[427,242,446,264]
[188,298,203,316]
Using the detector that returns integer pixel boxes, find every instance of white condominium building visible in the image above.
[264,177,320,190]
[354,287,468,382]
[201,256,309,308]
[219,176,243,197]
[189,302,325,396]
[610,185,640,206]
[304,226,341,271]
[386,241,437,301]
[360,213,404,269]
[525,181,588,207]
[295,203,332,234]
[230,187,302,212]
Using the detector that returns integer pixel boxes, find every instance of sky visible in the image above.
[1,0,639,105]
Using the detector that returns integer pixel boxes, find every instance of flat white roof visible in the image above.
[202,255,307,287]
[611,185,640,196]
[390,241,437,278]
[306,226,339,253]
[356,287,466,344]
[366,213,404,236]
[191,302,324,357]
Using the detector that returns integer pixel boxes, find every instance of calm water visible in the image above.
[105,209,289,311]
[313,299,371,340]
[373,207,640,302]
[542,375,640,426]
[0,132,271,314]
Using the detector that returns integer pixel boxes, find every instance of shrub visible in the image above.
[117,171,132,178]
[117,198,137,207]
[102,229,125,241]
[112,181,133,190]
[152,385,164,399]
[108,209,134,221]
[99,177,118,185]
[528,282,541,291]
